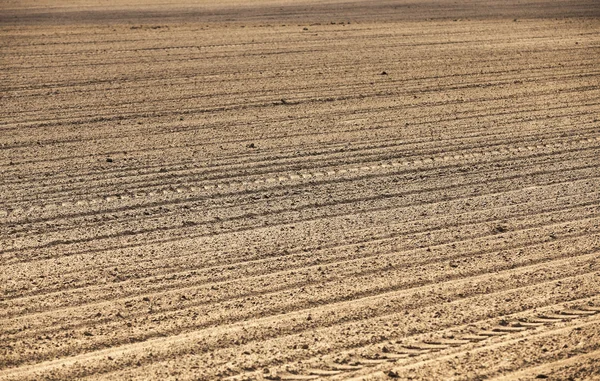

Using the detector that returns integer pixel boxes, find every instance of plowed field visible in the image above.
[1,1,600,380]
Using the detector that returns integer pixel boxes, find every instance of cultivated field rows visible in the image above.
[1,2,600,380]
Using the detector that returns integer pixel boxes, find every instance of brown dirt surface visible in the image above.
[1,0,600,380]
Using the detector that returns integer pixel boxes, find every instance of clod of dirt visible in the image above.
[387,370,400,378]
[492,224,508,234]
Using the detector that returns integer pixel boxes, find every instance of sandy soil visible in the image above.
[1,0,600,380]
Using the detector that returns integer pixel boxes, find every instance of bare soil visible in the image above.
[1,1,600,380]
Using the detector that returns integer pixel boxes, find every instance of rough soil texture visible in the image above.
[1,0,600,380]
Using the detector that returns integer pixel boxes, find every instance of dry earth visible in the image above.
[1,0,600,380]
